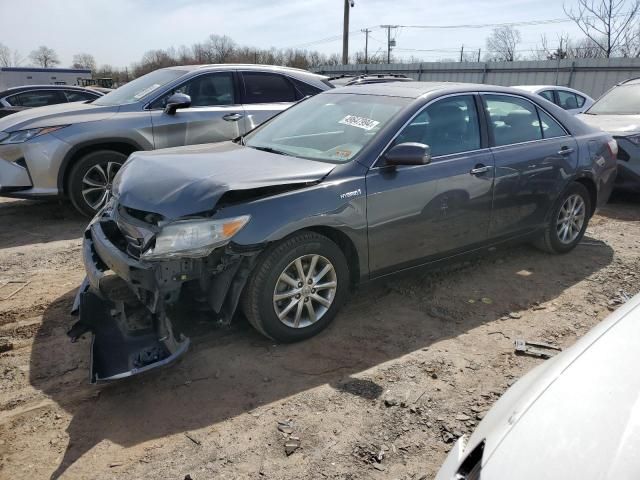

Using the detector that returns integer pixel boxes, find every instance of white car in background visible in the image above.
[435,292,640,480]
[513,85,594,114]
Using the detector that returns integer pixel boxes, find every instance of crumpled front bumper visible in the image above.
[71,218,190,383]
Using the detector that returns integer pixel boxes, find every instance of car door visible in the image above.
[239,71,300,132]
[366,94,495,276]
[149,71,245,149]
[483,93,578,238]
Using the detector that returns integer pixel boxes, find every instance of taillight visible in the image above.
[607,138,618,159]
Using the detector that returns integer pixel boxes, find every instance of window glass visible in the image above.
[94,68,185,106]
[65,90,98,102]
[242,72,297,103]
[537,109,566,139]
[557,91,579,110]
[575,94,586,108]
[588,84,640,114]
[150,72,235,109]
[539,90,555,102]
[8,90,66,108]
[289,77,322,99]
[485,95,542,146]
[394,95,480,157]
[244,93,408,163]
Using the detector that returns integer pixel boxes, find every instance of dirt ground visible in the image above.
[0,193,638,480]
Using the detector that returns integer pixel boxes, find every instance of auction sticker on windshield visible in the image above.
[339,115,380,131]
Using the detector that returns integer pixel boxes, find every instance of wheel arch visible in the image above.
[58,138,144,194]
[574,175,598,217]
[304,226,361,287]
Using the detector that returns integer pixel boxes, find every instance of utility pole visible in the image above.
[361,28,371,64]
[460,45,464,62]
[342,0,355,65]
[380,25,398,64]
[477,48,481,62]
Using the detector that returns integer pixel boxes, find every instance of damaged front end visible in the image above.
[70,199,259,383]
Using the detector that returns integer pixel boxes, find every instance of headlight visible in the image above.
[0,126,68,145]
[141,215,250,261]
[624,134,640,146]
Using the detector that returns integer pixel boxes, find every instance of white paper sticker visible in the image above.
[339,115,380,131]
[133,84,162,99]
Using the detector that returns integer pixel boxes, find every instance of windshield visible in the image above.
[93,69,186,107]
[244,93,409,163]
[587,84,640,115]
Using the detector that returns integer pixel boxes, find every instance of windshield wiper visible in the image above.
[249,145,291,156]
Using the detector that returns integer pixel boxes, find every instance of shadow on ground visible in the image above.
[29,231,615,478]
[0,199,86,249]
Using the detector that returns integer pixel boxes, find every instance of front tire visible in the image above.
[241,231,350,342]
[67,150,127,216]
[535,182,591,254]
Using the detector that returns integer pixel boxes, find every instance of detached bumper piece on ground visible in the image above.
[69,204,256,383]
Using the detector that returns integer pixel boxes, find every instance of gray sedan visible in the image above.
[71,82,618,382]
[0,64,332,215]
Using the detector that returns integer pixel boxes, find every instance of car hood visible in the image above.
[460,294,640,479]
[0,101,119,132]
[577,113,640,135]
[113,142,336,219]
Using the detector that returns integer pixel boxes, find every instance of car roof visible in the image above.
[0,85,99,96]
[324,81,530,98]
[166,64,327,77]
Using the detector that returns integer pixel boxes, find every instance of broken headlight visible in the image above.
[141,216,250,260]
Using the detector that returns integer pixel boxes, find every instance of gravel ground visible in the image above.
[0,193,638,479]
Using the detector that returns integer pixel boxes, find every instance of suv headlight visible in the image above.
[142,216,250,261]
[0,126,68,145]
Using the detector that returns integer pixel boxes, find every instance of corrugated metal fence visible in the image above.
[315,58,640,99]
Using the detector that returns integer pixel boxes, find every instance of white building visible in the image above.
[0,67,92,90]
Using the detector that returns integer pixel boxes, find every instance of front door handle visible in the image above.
[558,146,575,155]
[470,164,493,175]
[223,112,244,122]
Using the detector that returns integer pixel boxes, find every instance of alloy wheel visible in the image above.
[556,193,586,244]
[273,254,338,329]
[81,161,121,211]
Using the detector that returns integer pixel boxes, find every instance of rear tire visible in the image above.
[534,182,591,254]
[67,150,127,216]
[241,231,349,342]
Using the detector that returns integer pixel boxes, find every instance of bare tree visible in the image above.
[486,26,522,61]
[564,0,640,57]
[72,53,96,71]
[206,35,236,63]
[539,34,571,59]
[29,46,60,68]
[0,43,23,67]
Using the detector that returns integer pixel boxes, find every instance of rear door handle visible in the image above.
[558,147,575,155]
[223,113,244,122]
[470,164,493,175]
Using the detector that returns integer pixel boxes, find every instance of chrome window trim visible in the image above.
[371,92,485,170]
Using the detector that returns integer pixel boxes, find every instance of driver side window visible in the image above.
[150,72,236,109]
[394,95,481,158]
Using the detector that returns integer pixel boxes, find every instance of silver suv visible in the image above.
[0,64,333,215]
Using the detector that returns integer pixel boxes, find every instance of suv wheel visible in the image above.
[241,231,349,342]
[534,182,591,254]
[68,150,127,216]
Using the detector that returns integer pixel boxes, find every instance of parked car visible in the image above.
[0,85,102,118]
[435,292,640,480]
[328,73,413,87]
[577,77,640,193]
[513,85,594,114]
[0,65,333,215]
[70,82,618,382]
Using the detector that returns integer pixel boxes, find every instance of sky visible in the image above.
[0,0,591,69]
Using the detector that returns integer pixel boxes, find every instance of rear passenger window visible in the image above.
[242,72,297,103]
[7,90,66,107]
[539,90,555,102]
[394,95,481,157]
[65,90,98,102]
[537,109,566,139]
[557,91,579,110]
[485,95,542,146]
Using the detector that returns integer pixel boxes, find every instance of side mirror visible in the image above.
[384,142,431,166]
[163,93,191,115]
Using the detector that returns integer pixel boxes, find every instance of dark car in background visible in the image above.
[71,82,618,382]
[0,64,332,215]
[578,77,640,193]
[0,85,102,118]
